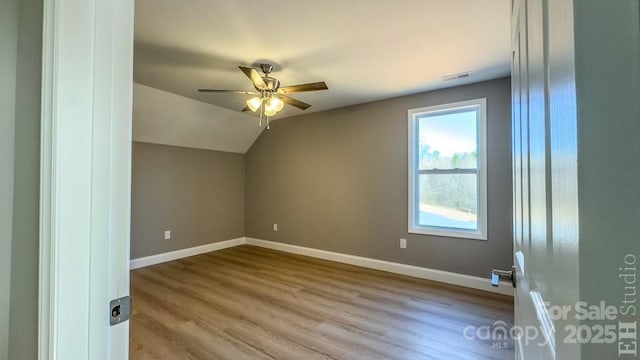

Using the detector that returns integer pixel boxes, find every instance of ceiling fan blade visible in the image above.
[198,89,258,95]
[239,66,267,89]
[282,96,311,110]
[241,106,251,112]
[278,81,328,94]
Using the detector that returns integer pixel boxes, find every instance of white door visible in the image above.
[503,0,581,359]
[38,0,134,359]
[512,1,553,357]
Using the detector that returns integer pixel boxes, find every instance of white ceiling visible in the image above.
[134,0,511,120]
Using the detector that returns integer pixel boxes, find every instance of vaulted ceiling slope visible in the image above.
[133,84,263,153]
[134,0,511,120]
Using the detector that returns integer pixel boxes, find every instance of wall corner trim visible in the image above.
[129,237,245,269]
[129,237,513,296]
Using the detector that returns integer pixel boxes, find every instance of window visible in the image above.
[408,98,487,240]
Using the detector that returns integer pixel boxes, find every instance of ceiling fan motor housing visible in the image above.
[261,77,280,91]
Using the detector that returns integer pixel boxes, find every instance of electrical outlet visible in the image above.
[273,223,278,232]
[400,238,407,249]
[164,230,171,240]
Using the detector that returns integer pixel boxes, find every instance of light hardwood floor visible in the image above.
[130,245,514,360]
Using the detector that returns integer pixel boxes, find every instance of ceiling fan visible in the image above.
[198,64,328,128]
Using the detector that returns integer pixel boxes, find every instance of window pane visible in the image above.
[418,110,478,170]
[418,173,478,230]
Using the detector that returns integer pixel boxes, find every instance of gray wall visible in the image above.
[246,78,512,278]
[0,0,43,359]
[8,0,43,358]
[131,142,246,258]
[0,1,18,358]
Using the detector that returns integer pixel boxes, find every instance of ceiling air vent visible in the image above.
[442,71,472,82]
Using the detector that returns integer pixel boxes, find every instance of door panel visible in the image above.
[526,0,549,302]
[488,0,636,358]
[512,16,522,266]
[547,0,581,357]
[512,0,554,358]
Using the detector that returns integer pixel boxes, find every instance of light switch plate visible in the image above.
[164,230,171,240]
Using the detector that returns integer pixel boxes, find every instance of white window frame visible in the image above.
[408,98,488,240]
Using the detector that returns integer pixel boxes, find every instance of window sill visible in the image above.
[408,226,487,241]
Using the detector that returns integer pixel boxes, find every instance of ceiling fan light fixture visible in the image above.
[264,106,278,117]
[267,97,285,112]
[246,97,262,112]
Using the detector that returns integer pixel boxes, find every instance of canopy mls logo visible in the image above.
[618,254,637,356]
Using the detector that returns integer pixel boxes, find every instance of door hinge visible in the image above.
[110,295,131,326]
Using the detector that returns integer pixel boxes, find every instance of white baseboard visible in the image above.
[129,237,245,270]
[130,236,513,296]
[245,238,514,296]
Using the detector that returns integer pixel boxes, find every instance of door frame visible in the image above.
[38,0,134,358]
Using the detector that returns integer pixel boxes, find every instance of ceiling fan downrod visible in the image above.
[260,64,274,76]
[259,64,280,92]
